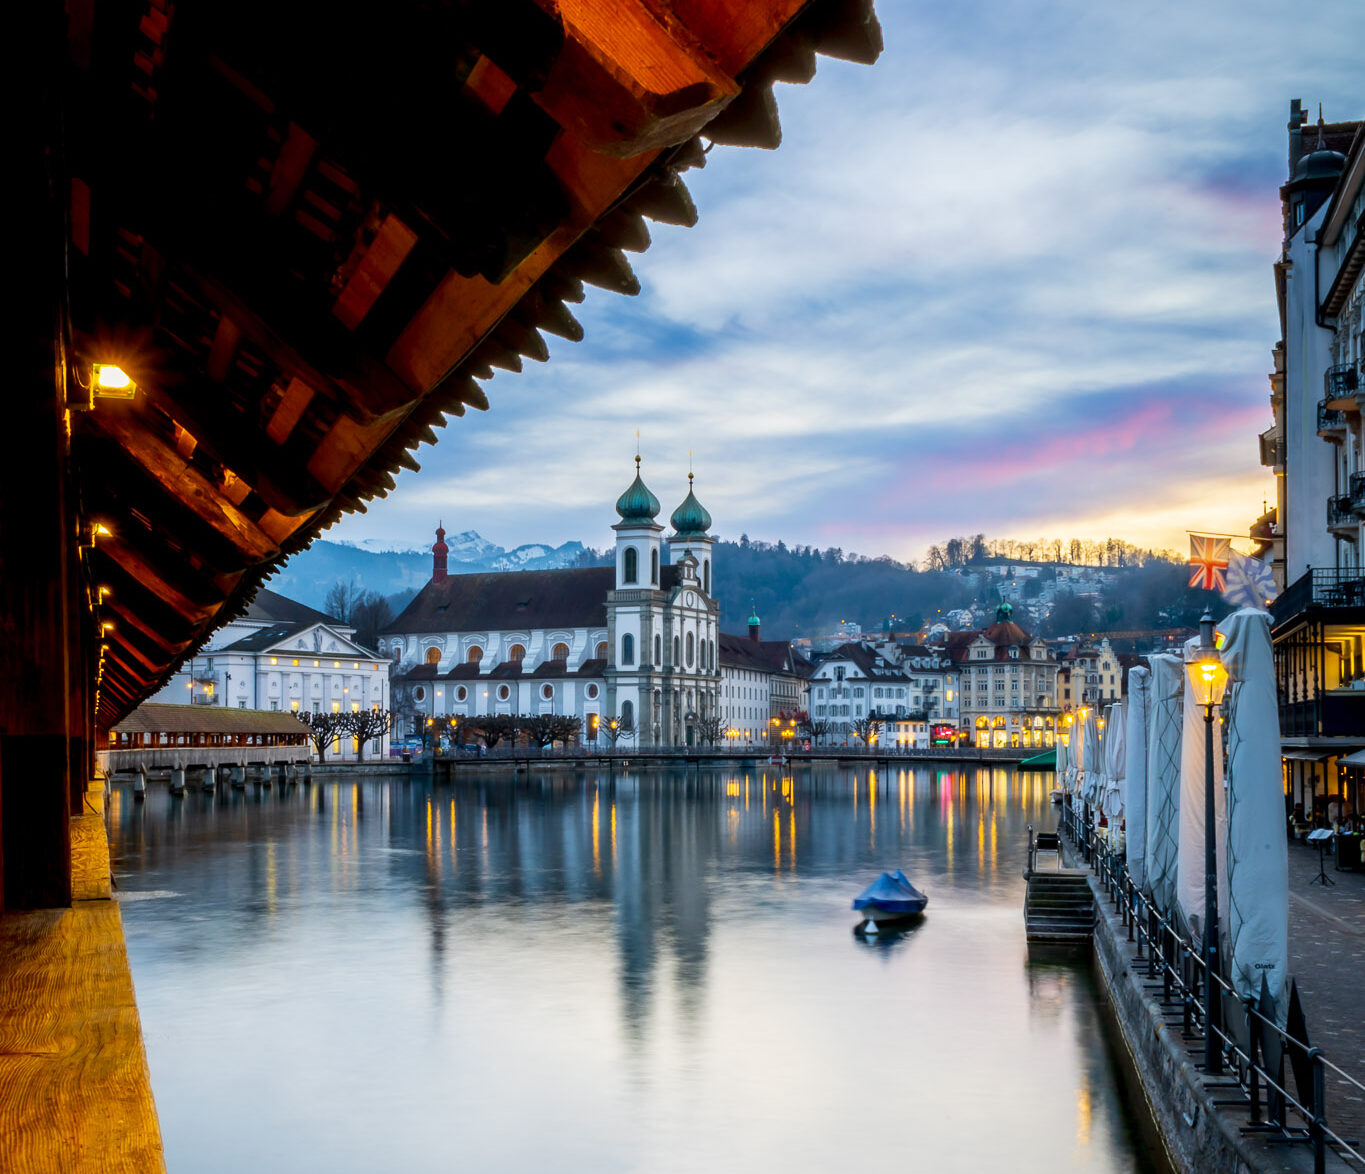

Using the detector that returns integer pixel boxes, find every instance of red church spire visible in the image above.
[432,521,448,583]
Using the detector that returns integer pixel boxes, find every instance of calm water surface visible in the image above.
[110,766,1167,1174]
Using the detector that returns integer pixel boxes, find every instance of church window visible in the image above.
[508,643,526,663]
[703,560,710,594]
[586,683,599,700]
[425,647,440,665]
[673,636,680,664]
[622,700,634,728]
[551,642,570,661]
[623,547,638,584]
[455,686,467,702]
[413,687,426,702]
[498,684,510,701]
[650,549,659,585]
[685,633,695,668]
[541,684,554,700]
[622,634,635,665]
[654,635,662,664]
[595,641,608,660]
[466,646,483,664]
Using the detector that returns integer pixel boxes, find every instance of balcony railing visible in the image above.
[1273,567,1365,625]
[1279,693,1365,738]
[1352,472,1365,513]
[1328,495,1356,529]
[1318,399,1348,435]
[1258,430,1285,468]
[1325,362,1361,404]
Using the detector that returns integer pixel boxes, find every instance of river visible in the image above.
[109,765,1169,1173]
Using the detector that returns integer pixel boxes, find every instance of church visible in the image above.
[380,461,721,747]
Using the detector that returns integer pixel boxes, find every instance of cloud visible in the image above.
[330,0,1355,565]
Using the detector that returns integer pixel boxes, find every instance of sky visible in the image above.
[326,0,1362,564]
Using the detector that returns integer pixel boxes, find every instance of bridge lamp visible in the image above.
[1184,611,1228,1075]
[87,363,137,401]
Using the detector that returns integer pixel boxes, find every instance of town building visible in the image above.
[718,611,813,745]
[1055,638,1124,714]
[380,463,721,747]
[943,604,1060,748]
[146,589,392,761]
[1255,104,1365,815]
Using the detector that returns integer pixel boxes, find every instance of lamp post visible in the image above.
[1186,611,1228,1075]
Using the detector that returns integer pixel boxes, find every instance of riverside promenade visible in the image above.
[1064,820,1364,1174]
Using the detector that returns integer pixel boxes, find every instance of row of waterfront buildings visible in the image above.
[1249,103,1365,815]
[138,459,1134,756]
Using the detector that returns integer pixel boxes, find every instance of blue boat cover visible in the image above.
[853,869,928,912]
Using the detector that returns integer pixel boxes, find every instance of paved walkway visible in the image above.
[1286,835,1365,1151]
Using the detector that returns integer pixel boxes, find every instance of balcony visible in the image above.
[1352,472,1365,514]
[1258,428,1285,469]
[1279,693,1365,738]
[1273,568,1365,625]
[1328,495,1356,532]
[1325,363,1361,409]
[1318,399,1348,438]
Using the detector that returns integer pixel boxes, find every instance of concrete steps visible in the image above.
[1025,872,1094,945]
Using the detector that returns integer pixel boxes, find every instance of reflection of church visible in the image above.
[381,461,720,746]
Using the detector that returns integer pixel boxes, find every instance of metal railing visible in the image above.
[1058,801,1363,1172]
[1273,568,1365,624]
[1326,363,1361,401]
[1319,399,1348,434]
[1351,472,1365,512]
[1329,495,1356,529]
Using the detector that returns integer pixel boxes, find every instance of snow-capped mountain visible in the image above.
[269,531,601,610]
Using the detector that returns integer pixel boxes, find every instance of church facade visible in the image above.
[381,462,721,747]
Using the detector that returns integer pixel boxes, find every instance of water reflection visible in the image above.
[111,766,1167,1174]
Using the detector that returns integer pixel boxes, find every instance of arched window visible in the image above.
[650,549,659,585]
[673,636,680,665]
[507,643,526,663]
[466,646,483,664]
[551,642,570,661]
[392,648,402,663]
[654,635,662,664]
[685,633,695,668]
[595,641,608,660]
[621,699,634,728]
[622,634,635,665]
[425,647,441,665]
[623,547,638,584]
[703,560,710,595]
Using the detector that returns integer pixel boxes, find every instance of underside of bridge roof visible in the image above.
[60,0,881,727]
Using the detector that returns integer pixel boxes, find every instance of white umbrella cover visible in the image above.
[1177,635,1228,940]
[1055,737,1070,793]
[1067,717,1084,795]
[1102,701,1126,821]
[1146,653,1184,914]
[1125,667,1152,889]
[1220,607,1288,1017]
[1082,708,1102,807]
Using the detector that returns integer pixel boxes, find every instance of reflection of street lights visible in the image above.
[1185,611,1228,1075]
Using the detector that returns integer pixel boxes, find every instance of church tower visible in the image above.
[668,472,714,596]
[607,458,663,745]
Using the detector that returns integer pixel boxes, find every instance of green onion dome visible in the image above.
[669,473,712,537]
[615,457,660,523]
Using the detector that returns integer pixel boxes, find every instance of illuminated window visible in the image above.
[313,659,320,667]
[467,646,483,664]
[353,662,359,669]
[426,647,441,665]
[290,699,299,712]
[270,657,278,665]
[331,701,340,713]
[351,702,360,713]
[551,642,569,661]
[334,660,341,668]
[292,658,299,666]
[595,641,608,660]
[508,643,526,663]
[541,684,554,700]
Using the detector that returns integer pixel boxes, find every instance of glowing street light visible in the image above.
[92,363,137,400]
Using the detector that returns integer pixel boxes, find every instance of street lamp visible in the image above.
[1185,611,1228,1074]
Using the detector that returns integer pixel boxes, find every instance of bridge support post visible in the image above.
[133,768,147,801]
[300,761,312,784]
[201,766,215,793]
[231,764,245,790]
[169,767,186,796]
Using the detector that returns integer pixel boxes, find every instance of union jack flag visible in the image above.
[1188,534,1231,591]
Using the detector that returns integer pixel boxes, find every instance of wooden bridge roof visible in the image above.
[64,0,881,727]
[111,704,309,737]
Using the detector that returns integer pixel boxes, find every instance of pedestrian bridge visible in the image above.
[101,703,312,781]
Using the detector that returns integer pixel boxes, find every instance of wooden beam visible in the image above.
[84,410,285,563]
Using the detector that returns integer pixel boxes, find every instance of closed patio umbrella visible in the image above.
[1146,653,1183,914]
[1125,667,1152,889]
[1220,606,1288,1018]
[1081,708,1102,811]
[1102,701,1126,822]
[1177,635,1227,940]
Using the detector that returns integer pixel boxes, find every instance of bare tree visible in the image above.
[299,710,348,760]
[798,715,830,746]
[526,713,582,750]
[343,707,394,762]
[694,713,725,746]
[324,578,364,624]
[601,710,634,749]
[849,715,883,748]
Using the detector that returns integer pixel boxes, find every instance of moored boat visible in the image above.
[853,869,928,930]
